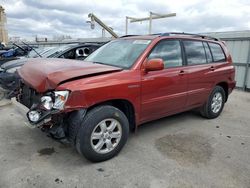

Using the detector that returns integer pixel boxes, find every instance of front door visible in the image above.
[140,40,188,123]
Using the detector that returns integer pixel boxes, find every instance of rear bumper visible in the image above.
[228,81,236,94]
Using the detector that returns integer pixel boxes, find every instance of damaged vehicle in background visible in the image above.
[0,43,35,65]
[16,33,235,162]
[0,43,103,100]
[0,47,54,100]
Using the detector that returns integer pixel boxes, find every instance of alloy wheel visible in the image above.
[90,118,122,154]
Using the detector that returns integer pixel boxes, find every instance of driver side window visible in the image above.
[148,40,183,68]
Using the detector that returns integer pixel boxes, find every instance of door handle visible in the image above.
[210,66,216,71]
[179,70,185,76]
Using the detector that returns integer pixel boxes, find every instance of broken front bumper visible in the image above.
[16,85,57,127]
[26,104,59,126]
[17,83,70,125]
[13,98,44,128]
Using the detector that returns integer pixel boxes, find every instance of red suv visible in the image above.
[17,33,236,162]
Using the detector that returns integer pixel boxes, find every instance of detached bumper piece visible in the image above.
[41,115,69,143]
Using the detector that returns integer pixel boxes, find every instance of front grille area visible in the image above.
[18,83,41,108]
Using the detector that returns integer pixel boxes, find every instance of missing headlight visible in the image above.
[41,96,53,110]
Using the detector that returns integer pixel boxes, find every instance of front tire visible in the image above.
[75,105,129,162]
[200,86,226,119]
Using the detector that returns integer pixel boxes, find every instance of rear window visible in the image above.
[209,43,226,62]
[183,40,207,65]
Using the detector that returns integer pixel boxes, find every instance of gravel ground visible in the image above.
[0,90,249,188]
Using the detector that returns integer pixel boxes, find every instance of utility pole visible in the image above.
[126,12,176,35]
[125,16,137,35]
[0,5,8,44]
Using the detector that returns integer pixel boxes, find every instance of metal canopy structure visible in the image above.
[88,13,119,38]
[126,12,176,35]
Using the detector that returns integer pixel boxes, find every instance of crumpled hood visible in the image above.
[18,58,122,93]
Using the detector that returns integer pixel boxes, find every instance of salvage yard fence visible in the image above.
[222,37,250,91]
[206,31,250,91]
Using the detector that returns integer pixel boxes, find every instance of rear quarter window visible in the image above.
[209,42,226,62]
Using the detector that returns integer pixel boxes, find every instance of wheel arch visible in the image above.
[87,99,137,132]
[216,82,228,102]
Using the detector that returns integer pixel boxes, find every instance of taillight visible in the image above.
[228,55,233,64]
[221,41,226,45]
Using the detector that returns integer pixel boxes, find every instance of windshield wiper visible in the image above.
[12,43,27,53]
[92,61,125,69]
[22,41,42,57]
[92,61,108,65]
[93,61,123,68]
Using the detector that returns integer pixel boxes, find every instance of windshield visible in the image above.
[85,39,151,68]
[42,45,73,58]
[27,47,54,58]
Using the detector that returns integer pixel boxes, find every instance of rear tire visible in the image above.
[200,86,225,119]
[75,105,129,162]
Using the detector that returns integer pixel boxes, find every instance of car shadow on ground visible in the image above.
[27,110,206,165]
[3,101,212,167]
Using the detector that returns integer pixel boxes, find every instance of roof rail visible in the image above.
[119,35,140,38]
[160,32,219,41]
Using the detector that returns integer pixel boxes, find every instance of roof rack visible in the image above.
[119,35,140,38]
[120,34,161,38]
[160,32,219,41]
[119,32,219,41]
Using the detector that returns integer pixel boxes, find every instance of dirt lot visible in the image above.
[0,90,249,188]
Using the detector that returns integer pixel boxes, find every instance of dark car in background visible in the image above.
[0,42,104,100]
[1,43,103,73]
[0,44,36,65]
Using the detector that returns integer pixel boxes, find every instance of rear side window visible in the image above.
[183,40,207,65]
[209,43,226,62]
[148,40,183,68]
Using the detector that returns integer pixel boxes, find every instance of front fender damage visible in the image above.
[38,109,87,143]
[66,109,87,145]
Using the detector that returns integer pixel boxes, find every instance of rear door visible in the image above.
[183,40,226,108]
[140,39,188,123]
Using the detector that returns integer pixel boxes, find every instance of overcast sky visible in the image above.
[1,0,250,40]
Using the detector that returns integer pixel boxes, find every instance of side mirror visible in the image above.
[145,58,164,72]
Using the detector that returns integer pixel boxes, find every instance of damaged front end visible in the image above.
[17,83,77,141]
[27,90,69,124]
[18,84,69,124]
